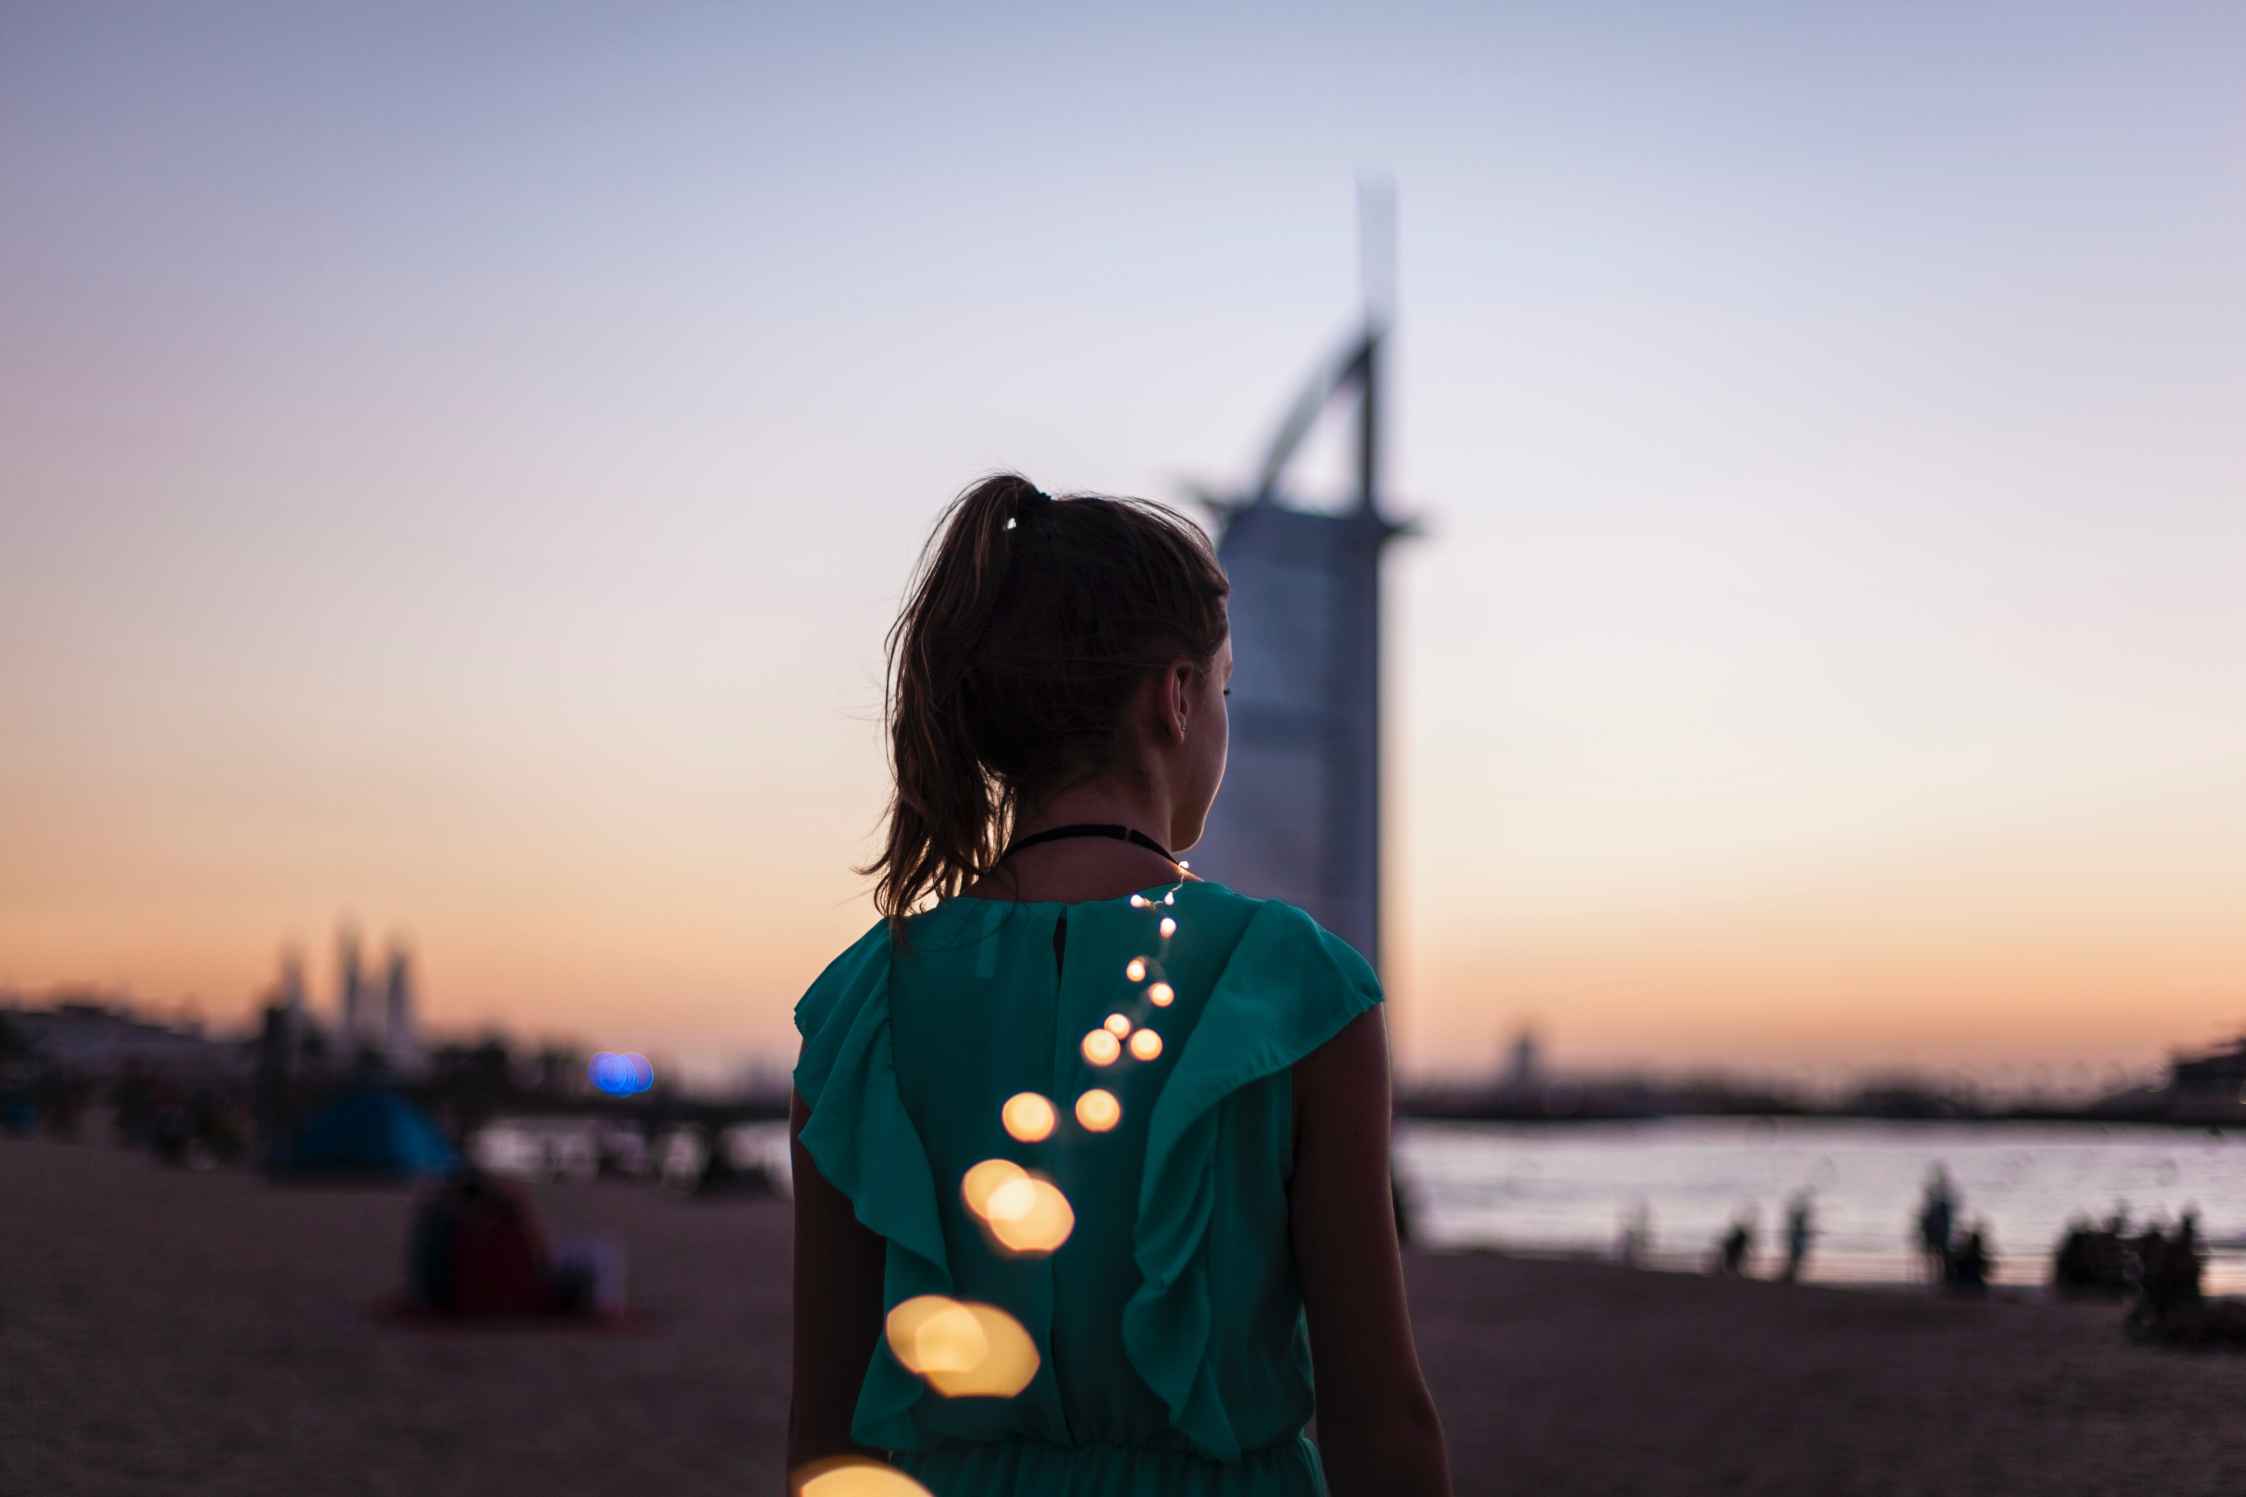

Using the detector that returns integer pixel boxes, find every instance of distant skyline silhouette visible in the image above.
[5,5,2243,1080]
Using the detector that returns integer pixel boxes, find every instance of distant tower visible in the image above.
[336,922,366,1049]
[1503,1027,1544,1093]
[275,943,308,1029]
[382,939,420,1073]
[1188,182,1416,973]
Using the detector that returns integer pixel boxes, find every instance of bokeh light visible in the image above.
[910,1302,989,1374]
[984,1176,1038,1223]
[1001,1092,1055,1143]
[1081,1028,1121,1066]
[885,1295,985,1375]
[961,1158,1028,1217]
[1125,957,1147,983]
[1129,1028,1162,1061]
[588,1051,654,1096]
[985,1176,1075,1254]
[933,1302,1040,1396]
[1103,1012,1132,1038]
[1129,894,1150,908]
[1159,916,1177,939]
[792,1456,937,1497]
[1075,1088,1121,1132]
[878,1296,1039,1398]
[1146,982,1175,1007]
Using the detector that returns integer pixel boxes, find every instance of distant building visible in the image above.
[262,942,328,1067]
[1502,1027,1545,1094]
[1,999,241,1080]
[275,944,307,1030]
[2169,1037,2246,1118]
[1187,190,1412,977]
[337,922,366,1051]
[381,939,421,1074]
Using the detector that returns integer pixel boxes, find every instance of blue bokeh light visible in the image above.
[589,1051,655,1096]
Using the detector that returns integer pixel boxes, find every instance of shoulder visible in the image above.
[1172,888,1383,1085]
[793,918,892,1042]
[1208,887,1381,1010]
[791,917,895,1109]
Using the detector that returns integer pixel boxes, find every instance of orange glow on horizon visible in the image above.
[14,773,2246,1084]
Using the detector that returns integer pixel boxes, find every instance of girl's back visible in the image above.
[797,880,1379,1492]
[788,474,1448,1496]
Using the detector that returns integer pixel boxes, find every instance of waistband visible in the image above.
[894,1428,1325,1497]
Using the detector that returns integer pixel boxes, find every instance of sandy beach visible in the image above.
[7,1137,2244,1497]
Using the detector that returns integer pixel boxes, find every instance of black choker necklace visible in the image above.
[998,823,1178,865]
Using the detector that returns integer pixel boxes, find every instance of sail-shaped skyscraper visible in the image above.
[1189,191,1415,975]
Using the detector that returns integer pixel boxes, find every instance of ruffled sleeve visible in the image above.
[1121,899,1383,1460]
[792,921,956,1451]
[792,921,889,1110]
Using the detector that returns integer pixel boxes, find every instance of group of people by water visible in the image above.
[1699,1190,1822,1282]
[1688,1167,2001,1291]
[1618,1189,1824,1282]
[2047,1201,2246,1348]
[1660,1163,2238,1332]
[1912,1166,1996,1292]
[2054,1204,2206,1304]
[1658,1165,2000,1290]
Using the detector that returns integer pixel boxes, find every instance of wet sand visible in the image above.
[6,1138,2244,1496]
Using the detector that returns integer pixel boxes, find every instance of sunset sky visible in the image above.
[5,5,2242,1087]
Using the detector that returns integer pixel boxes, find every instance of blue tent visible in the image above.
[278,1089,458,1178]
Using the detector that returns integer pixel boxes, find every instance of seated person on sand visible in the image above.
[405,1169,616,1318]
[1945,1223,1993,1294]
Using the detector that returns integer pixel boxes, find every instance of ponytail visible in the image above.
[861,473,1228,933]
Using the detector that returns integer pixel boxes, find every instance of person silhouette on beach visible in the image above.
[1781,1191,1815,1283]
[1714,1209,1756,1276]
[1916,1166,1956,1284]
[787,476,1453,1496]
[2147,1206,2205,1313]
[1946,1220,1993,1294]
[1617,1199,1654,1267]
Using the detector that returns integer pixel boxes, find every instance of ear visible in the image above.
[1166,660,1196,743]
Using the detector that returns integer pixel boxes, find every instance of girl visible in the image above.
[789,475,1450,1496]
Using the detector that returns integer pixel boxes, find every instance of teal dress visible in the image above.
[793,880,1383,1497]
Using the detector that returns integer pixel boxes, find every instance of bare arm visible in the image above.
[1291,1008,1452,1496]
[787,1088,888,1472]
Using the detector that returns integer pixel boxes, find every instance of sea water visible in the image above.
[1396,1118,2246,1290]
[497,1116,2246,1292]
